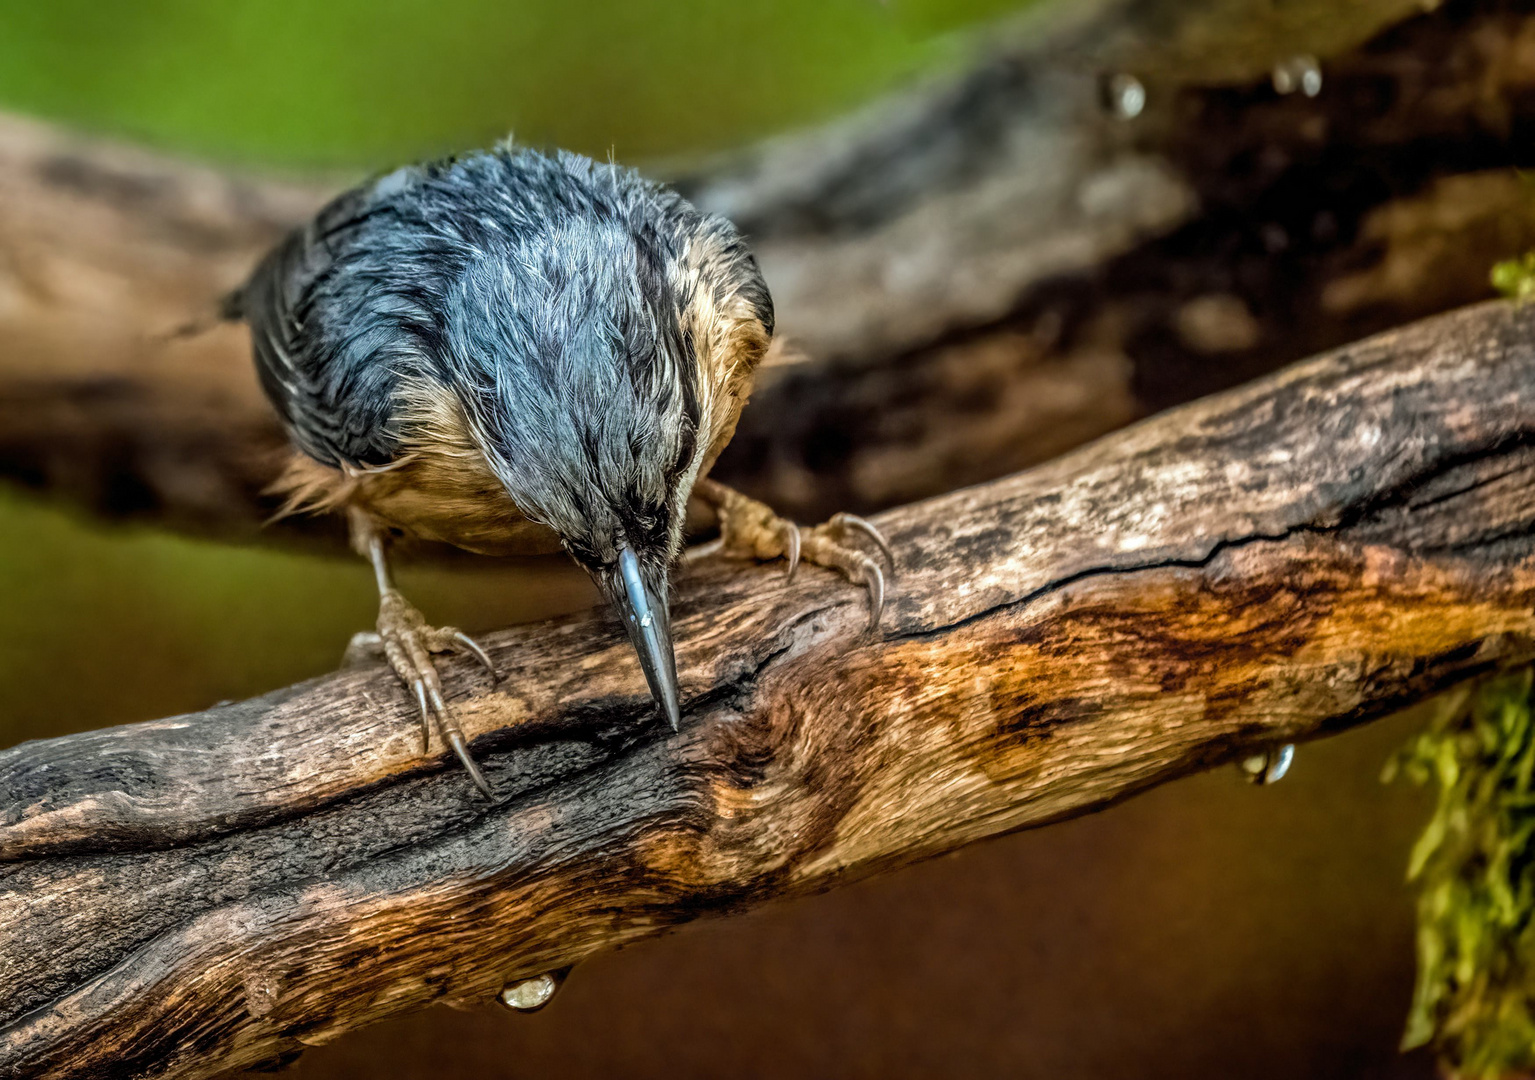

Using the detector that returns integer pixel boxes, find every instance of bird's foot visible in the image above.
[700,481,894,630]
[1240,743,1296,785]
[347,590,499,798]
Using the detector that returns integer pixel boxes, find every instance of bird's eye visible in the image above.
[665,418,698,487]
[561,536,603,567]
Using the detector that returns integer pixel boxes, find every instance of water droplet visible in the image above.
[1103,73,1146,120]
[1241,743,1296,785]
[1271,55,1322,98]
[498,969,569,1012]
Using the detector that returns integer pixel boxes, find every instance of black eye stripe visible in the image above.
[667,417,698,485]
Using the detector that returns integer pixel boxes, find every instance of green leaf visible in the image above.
[1389,671,1535,1077]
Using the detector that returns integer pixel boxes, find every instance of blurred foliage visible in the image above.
[1403,200,1535,1080]
[1492,253,1535,303]
[0,0,1034,170]
[1489,173,1535,301]
[1386,670,1535,1079]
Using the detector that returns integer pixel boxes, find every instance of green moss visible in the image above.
[1491,254,1535,302]
[1386,670,1535,1078]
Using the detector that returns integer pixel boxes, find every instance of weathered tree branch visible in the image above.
[5,301,1535,1079]
[9,0,1510,543]
[0,111,327,541]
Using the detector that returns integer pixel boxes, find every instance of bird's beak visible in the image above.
[612,546,681,731]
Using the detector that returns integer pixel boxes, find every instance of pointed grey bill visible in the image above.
[616,546,681,731]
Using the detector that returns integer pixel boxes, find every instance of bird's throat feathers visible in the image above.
[428,220,771,570]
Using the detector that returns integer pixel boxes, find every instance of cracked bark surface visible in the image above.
[4,301,1535,1079]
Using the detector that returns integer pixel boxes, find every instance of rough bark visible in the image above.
[714,0,1535,518]
[3,0,1506,547]
[5,301,1535,1080]
[0,111,328,541]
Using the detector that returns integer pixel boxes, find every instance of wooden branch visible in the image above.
[5,300,1535,1079]
[715,0,1535,518]
[2,0,1491,542]
[0,111,329,541]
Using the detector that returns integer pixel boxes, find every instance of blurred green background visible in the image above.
[0,0,1025,169]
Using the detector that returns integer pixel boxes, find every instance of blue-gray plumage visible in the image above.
[232,143,891,798]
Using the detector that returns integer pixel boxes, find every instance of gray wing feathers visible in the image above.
[239,179,419,468]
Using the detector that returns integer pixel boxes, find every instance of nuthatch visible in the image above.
[229,145,891,797]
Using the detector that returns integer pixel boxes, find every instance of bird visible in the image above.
[228,143,893,798]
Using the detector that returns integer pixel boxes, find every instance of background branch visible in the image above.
[7,0,1522,546]
[5,301,1534,1079]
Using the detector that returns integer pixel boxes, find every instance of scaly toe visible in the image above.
[376,592,496,799]
[426,687,493,800]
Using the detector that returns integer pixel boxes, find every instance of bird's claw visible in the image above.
[782,521,802,585]
[829,512,895,569]
[821,513,893,630]
[707,484,895,631]
[450,629,500,681]
[1241,743,1296,785]
[862,560,886,631]
[373,589,497,799]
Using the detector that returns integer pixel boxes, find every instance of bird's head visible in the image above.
[434,151,772,729]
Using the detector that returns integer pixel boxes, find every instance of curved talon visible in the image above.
[426,685,495,800]
[700,481,892,633]
[833,513,895,569]
[451,630,499,681]
[447,731,494,800]
[783,521,802,585]
[411,680,432,750]
[864,562,886,631]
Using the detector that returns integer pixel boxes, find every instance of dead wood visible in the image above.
[4,300,1535,1079]
[2,0,1500,546]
